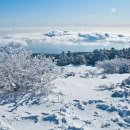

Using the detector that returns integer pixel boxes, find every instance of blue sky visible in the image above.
[0,0,130,27]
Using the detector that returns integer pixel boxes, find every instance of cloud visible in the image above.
[0,30,130,53]
[110,8,117,14]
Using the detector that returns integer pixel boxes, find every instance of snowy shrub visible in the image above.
[86,68,99,78]
[92,49,109,64]
[96,104,117,112]
[101,74,107,79]
[0,44,59,96]
[64,72,75,78]
[80,73,89,78]
[73,55,86,65]
[98,84,115,91]
[123,77,130,85]
[57,52,70,66]
[101,123,111,128]
[96,58,130,74]
[111,90,126,98]
[118,63,129,74]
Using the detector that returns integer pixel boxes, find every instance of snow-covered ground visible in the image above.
[0,65,130,130]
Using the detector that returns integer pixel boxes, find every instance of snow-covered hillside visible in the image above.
[0,65,130,130]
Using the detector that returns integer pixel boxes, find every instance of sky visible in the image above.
[0,0,130,28]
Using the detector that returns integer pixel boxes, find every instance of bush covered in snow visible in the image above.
[0,44,59,96]
[55,47,130,66]
[96,58,130,74]
[57,51,86,66]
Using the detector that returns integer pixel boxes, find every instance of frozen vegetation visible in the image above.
[0,44,130,130]
[96,58,130,74]
[0,44,60,106]
[56,48,130,66]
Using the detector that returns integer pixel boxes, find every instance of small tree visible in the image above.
[73,55,86,65]
[57,51,70,66]
[0,44,59,97]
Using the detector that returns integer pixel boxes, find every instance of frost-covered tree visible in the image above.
[73,55,86,65]
[0,44,59,96]
[96,58,130,74]
[57,51,70,66]
[118,63,129,74]
[91,49,109,65]
[109,47,117,59]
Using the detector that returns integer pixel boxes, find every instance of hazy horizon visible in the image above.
[0,0,130,53]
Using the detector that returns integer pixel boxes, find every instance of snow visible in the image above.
[0,65,130,130]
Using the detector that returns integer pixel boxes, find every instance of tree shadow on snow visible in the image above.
[0,89,51,112]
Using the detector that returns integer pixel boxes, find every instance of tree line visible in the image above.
[55,48,130,66]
